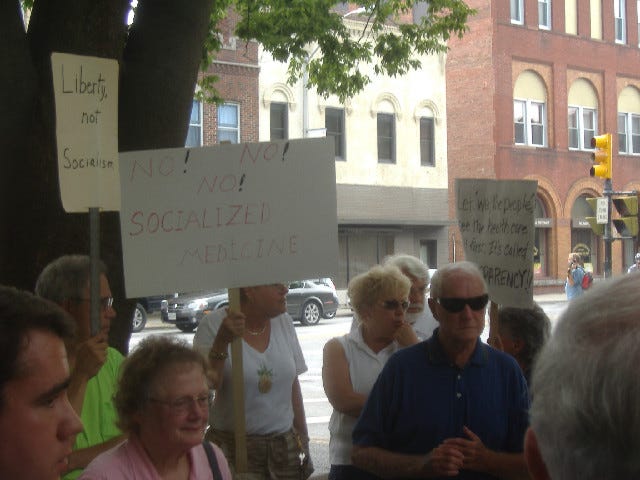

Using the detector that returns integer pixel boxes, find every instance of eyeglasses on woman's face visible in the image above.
[380,299,410,312]
[149,391,214,415]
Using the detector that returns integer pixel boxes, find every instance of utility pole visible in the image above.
[588,133,638,277]
[603,178,613,278]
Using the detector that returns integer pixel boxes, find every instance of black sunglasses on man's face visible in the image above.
[436,294,489,313]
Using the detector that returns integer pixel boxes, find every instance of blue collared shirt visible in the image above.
[353,330,530,479]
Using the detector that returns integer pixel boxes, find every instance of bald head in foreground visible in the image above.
[526,273,640,479]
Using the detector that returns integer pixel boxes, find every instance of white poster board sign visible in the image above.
[596,197,608,224]
[51,52,120,212]
[456,179,537,308]
[119,138,338,298]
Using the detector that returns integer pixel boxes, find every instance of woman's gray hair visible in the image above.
[497,303,550,370]
[114,336,208,434]
[35,254,107,303]
[530,273,640,479]
[348,265,410,317]
[429,261,487,299]
[383,254,429,282]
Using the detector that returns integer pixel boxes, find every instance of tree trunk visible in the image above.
[1,0,213,354]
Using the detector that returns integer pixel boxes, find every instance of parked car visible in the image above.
[131,295,166,332]
[161,290,229,333]
[287,279,339,324]
[161,280,339,332]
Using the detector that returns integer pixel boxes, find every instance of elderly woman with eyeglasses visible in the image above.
[322,265,417,480]
[79,336,231,480]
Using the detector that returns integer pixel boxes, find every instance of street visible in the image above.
[130,299,568,475]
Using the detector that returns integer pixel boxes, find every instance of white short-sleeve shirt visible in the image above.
[194,308,307,435]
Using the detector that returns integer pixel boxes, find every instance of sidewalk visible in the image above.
[533,292,567,303]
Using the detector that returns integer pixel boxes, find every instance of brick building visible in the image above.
[446,0,640,291]
[189,10,260,148]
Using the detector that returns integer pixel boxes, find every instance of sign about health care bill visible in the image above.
[51,52,120,212]
[119,138,338,298]
[456,179,537,308]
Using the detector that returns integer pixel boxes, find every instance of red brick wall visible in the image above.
[200,9,260,145]
[446,0,497,259]
[446,0,640,279]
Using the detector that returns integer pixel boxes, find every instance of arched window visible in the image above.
[371,93,401,164]
[617,86,640,155]
[568,79,599,151]
[514,71,547,147]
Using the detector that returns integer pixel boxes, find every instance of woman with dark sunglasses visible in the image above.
[322,265,417,480]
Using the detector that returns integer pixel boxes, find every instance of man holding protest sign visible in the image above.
[193,283,313,479]
[35,255,125,479]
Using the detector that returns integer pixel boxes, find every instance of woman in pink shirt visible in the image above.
[79,336,231,480]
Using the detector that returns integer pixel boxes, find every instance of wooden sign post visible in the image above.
[228,288,248,473]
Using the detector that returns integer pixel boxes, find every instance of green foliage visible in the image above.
[23,0,473,103]
[195,74,224,104]
[198,0,474,103]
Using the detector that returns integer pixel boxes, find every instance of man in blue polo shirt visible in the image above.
[352,261,529,479]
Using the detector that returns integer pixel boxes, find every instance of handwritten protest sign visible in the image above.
[456,179,537,307]
[51,53,120,212]
[119,138,338,298]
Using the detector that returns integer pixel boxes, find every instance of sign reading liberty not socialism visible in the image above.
[51,52,120,212]
[119,138,338,298]
[456,179,537,308]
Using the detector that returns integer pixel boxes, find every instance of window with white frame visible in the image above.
[217,103,239,143]
[377,113,396,163]
[539,0,551,29]
[185,100,202,147]
[568,106,597,150]
[270,102,288,140]
[511,0,524,24]
[637,0,640,46]
[618,112,640,154]
[325,107,345,161]
[514,99,546,146]
[420,117,435,166]
[615,0,626,43]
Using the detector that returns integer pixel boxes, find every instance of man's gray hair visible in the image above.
[383,254,429,281]
[35,254,107,304]
[429,261,487,299]
[530,273,640,479]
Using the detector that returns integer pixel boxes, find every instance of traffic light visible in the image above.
[590,133,612,179]
[612,195,639,237]
[585,197,605,235]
